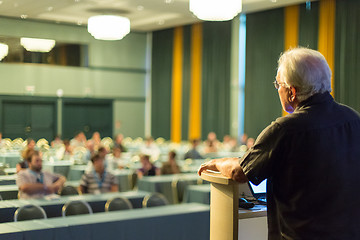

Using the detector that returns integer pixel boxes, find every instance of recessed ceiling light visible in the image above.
[137,5,144,11]
[270,0,277,2]
[21,14,28,19]
[47,6,54,11]
[164,0,173,4]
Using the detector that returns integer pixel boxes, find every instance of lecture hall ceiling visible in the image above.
[0,0,314,31]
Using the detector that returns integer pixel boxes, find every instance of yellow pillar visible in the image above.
[318,0,336,97]
[283,5,299,116]
[188,23,203,140]
[171,27,184,143]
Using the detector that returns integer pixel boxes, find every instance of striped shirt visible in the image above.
[80,170,118,194]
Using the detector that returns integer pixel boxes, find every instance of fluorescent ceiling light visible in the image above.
[20,37,56,52]
[88,15,130,41]
[190,0,242,21]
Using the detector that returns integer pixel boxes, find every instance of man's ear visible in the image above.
[289,87,296,102]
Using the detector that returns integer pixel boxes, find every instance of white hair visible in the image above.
[277,47,332,102]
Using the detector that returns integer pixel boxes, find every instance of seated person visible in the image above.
[16,150,66,199]
[113,133,127,152]
[137,155,160,179]
[140,137,160,161]
[16,148,33,173]
[87,131,102,151]
[106,146,126,171]
[70,131,87,148]
[21,138,36,160]
[51,135,63,148]
[184,139,203,160]
[79,154,118,194]
[62,139,73,160]
[161,151,180,175]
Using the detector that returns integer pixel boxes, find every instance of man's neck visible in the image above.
[30,168,40,173]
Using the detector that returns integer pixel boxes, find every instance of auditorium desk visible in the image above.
[0,154,21,168]
[137,173,200,204]
[184,184,211,204]
[0,175,16,185]
[0,185,18,200]
[0,190,149,223]
[0,203,210,240]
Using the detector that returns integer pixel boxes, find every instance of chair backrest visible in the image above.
[130,172,138,190]
[14,204,47,222]
[60,186,79,196]
[105,197,133,212]
[62,200,93,217]
[172,178,191,204]
[142,193,169,208]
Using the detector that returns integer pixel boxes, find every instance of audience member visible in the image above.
[203,132,219,153]
[106,146,126,171]
[51,135,63,148]
[239,133,248,145]
[137,155,160,179]
[88,131,102,151]
[113,133,127,152]
[222,135,238,152]
[140,136,160,161]
[80,153,118,194]
[84,140,96,162]
[62,139,73,160]
[21,138,36,160]
[161,151,180,175]
[70,131,86,148]
[246,138,255,150]
[16,148,32,173]
[184,139,203,160]
[16,139,37,173]
[16,150,66,199]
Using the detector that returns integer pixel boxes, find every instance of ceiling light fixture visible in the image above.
[20,37,56,52]
[0,43,8,61]
[88,15,130,41]
[189,0,242,21]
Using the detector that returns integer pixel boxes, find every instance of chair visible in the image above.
[130,172,138,190]
[62,200,93,217]
[142,193,169,208]
[105,197,133,212]
[60,185,79,196]
[14,204,47,222]
[172,178,191,204]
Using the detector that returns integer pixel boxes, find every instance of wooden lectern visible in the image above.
[201,171,239,240]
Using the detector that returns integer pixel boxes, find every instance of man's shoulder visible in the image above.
[17,168,31,177]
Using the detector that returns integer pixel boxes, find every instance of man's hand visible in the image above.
[197,159,219,176]
[198,157,248,183]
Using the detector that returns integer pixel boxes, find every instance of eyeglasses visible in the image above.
[273,80,287,90]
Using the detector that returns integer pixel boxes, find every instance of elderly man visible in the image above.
[17,150,66,199]
[198,48,360,239]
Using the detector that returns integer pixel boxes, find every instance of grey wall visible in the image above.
[0,17,148,138]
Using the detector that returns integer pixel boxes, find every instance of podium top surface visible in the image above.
[200,171,238,185]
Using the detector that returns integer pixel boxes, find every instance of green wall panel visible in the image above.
[151,29,173,139]
[245,8,284,139]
